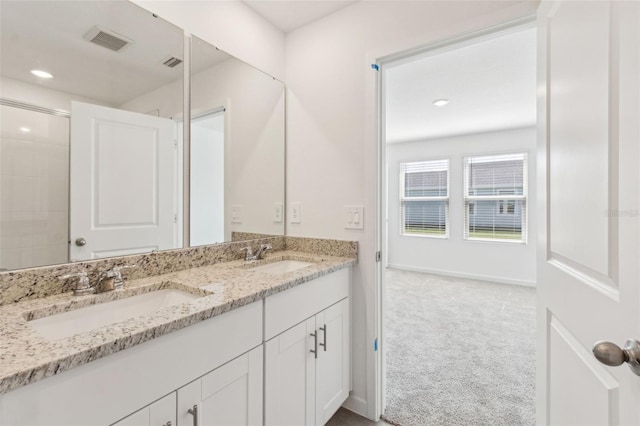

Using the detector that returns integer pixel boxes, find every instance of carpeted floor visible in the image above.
[382,269,536,426]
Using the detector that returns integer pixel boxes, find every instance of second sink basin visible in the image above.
[28,288,200,340]
[248,260,314,274]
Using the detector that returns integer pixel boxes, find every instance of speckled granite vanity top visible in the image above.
[0,251,355,394]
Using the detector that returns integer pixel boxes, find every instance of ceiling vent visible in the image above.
[162,56,183,68]
[84,26,133,52]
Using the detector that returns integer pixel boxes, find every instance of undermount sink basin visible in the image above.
[28,289,200,340]
[249,260,314,274]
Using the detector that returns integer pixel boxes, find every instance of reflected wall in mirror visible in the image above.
[190,36,285,245]
[0,0,286,273]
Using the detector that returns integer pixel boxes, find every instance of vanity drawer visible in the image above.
[264,267,350,340]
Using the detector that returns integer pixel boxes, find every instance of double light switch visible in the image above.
[345,206,364,229]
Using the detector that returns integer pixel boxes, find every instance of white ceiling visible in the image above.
[243,0,358,33]
[0,1,185,106]
[385,27,537,143]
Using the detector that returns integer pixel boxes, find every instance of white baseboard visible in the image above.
[342,395,370,420]
[386,263,536,287]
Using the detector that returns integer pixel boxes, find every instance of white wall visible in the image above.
[131,0,285,80]
[387,127,537,286]
[284,0,539,419]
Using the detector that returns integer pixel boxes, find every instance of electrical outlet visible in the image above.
[344,205,364,229]
[290,202,301,224]
[231,205,243,224]
[273,202,283,223]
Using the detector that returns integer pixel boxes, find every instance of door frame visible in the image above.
[373,14,537,419]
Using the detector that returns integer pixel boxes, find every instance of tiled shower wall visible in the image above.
[0,105,69,270]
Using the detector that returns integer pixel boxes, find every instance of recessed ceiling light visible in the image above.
[19,127,31,133]
[30,69,53,79]
[433,99,449,107]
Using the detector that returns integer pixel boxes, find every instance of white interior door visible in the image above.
[70,101,178,260]
[537,1,639,424]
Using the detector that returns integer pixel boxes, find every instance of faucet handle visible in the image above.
[240,246,254,260]
[59,271,93,296]
[110,264,137,289]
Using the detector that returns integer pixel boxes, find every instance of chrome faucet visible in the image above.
[240,244,273,261]
[59,265,136,296]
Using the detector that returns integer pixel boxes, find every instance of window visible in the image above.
[400,159,449,237]
[463,153,527,242]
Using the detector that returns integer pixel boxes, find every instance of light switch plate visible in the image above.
[344,205,364,229]
[231,205,243,224]
[273,202,283,223]
[290,202,301,224]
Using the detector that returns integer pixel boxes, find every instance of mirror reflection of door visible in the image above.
[69,101,179,261]
[190,109,225,246]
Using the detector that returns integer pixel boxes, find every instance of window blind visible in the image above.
[400,159,449,237]
[463,153,527,242]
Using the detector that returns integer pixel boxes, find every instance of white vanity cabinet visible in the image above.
[264,268,351,426]
[0,301,263,426]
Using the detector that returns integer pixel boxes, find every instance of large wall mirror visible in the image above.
[0,0,285,272]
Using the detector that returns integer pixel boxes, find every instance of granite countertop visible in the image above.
[0,250,355,395]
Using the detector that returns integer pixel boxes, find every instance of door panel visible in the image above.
[549,316,619,426]
[94,121,159,227]
[70,101,178,260]
[265,318,316,426]
[537,1,639,424]
[547,0,612,278]
[177,347,263,426]
[200,346,263,426]
[316,299,350,425]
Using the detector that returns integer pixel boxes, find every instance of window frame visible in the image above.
[399,158,450,239]
[463,152,528,243]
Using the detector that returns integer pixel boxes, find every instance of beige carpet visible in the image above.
[382,269,536,426]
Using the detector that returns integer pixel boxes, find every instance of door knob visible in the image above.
[592,339,640,376]
[75,237,87,247]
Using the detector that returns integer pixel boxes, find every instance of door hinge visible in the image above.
[376,251,381,262]
[173,140,178,149]
[174,214,178,224]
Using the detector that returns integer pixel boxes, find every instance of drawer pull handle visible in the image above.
[187,404,198,426]
[310,331,318,359]
[319,324,327,351]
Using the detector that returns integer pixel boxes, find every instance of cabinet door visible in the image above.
[111,392,176,426]
[315,299,350,426]
[265,317,316,426]
[177,346,263,426]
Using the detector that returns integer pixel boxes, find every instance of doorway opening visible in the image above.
[378,22,537,426]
